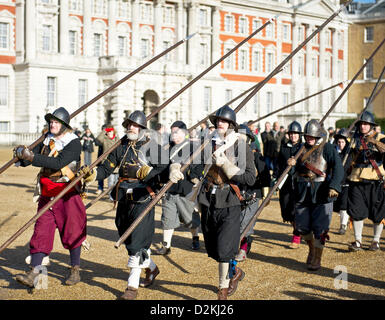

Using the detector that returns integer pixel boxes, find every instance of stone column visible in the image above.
[59,0,69,55]
[187,1,198,67]
[331,27,338,82]
[25,0,36,61]
[15,0,25,63]
[131,0,140,58]
[211,6,220,63]
[108,0,117,56]
[154,0,164,55]
[319,29,326,80]
[83,0,92,56]
[176,2,184,64]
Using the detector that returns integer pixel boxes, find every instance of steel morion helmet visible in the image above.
[334,128,349,142]
[356,111,377,127]
[44,107,72,130]
[287,121,302,134]
[209,105,237,128]
[122,110,147,129]
[303,119,323,139]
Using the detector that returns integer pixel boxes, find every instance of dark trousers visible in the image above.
[200,199,241,263]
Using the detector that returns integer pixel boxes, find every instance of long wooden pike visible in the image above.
[114,0,351,249]
[0,16,273,254]
[240,37,385,241]
[0,33,196,176]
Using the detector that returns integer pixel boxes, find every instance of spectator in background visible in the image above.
[96,125,120,200]
[247,121,261,152]
[261,122,276,171]
[80,127,95,166]
[74,127,82,138]
[375,125,382,134]
[209,125,215,135]
[327,127,335,144]
[155,123,170,146]
[189,128,200,142]
[199,121,210,140]
[94,124,107,195]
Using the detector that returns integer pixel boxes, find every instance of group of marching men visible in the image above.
[11,104,385,300]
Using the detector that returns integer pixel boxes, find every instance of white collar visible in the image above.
[43,132,78,151]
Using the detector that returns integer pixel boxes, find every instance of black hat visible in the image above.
[237,123,255,142]
[171,121,187,130]
[122,110,147,129]
[209,105,237,128]
[356,111,377,127]
[44,107,72,130]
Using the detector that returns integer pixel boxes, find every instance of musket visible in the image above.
[114,0,349,249]
[341,65,385,166]
[0,17,273,254]
[0,34,195,176]
[240,37,385,241]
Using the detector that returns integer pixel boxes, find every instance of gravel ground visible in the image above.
[0,147,384,301]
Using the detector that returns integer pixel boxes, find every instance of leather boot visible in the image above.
[308,247,323,271]
[15,267,40,288]
[65,265,81,286]
[217,288,228,300]
[227,266,245,296]
[120,286,138,300]
[140,266,160,288]
[305,239,315,267]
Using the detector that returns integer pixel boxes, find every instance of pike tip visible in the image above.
[185,33,197,41]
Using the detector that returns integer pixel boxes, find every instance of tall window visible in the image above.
[140,38,150,58]
[266,92,273,113]
[42,25,52,52]
[93,0,107,16]
[69,30,77,55]
[224,47,234,70]
[163,41,171,61]
[0,76,8,106]
[140,2,153,22]
[69,0,83,12]
[118,0,130,18]
[224,15,234,32]
[0,121,9,132]
[0,22,9,49]
[199,8,208,27]
[200,43,209,66]
[282,54,290,75]
[239,17,248,34]
[253,50,262,72]
[311,57,317,77]
[364,59,373,79]
[364,26,374,42]
[225,89,233,103]
[47,77,56,107]
[324,58,331,78]
[298,25,304,42]
[203,87,211,112]
[282,24,290,42]
[298,55,304,76]
[253,19,262,32]
[78,79,87,107]
[163,6,174,25]
[265,23,274,38]
[283,92,289,107]
[118,36,127,56]
[93,33,102,57]
[253,93,258,114]
[266,52,274,73]
[239,49,248,71]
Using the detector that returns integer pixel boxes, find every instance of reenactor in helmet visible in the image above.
[235,124,271,262]
[193,105,256,299]
[275,121,303,249]
[79,110,168,300]
[332,128,352,235]
[14,107,87,289]
[288,119,343,271]
[346,111,385,252]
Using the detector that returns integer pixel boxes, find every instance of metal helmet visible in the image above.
[122,110,147,129]
[356,111,377,127]
[44,107,72,130]
[209,105,237,128]
[237,123,255,142]
[334,128,349,141]
[287,121,302,134]
[303,119,322,138]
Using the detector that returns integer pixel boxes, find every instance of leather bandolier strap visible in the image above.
[360,135,385,188]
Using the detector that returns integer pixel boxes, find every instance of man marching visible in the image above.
[194,106,256,299]
[14,107,87,288]
[79,110,168,300]
[288,119,343,271]
[156,121,204,255]
[276,121,303,248]
[346,111,385,251]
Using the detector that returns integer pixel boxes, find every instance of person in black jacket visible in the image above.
[14,107,86,289]
[235,124,271,262]
[275,121,303,249]
[288,119,343,271]
[332,128,352,235]
[79,111,168,300]
[80,127,95,166]
[195,105,256,300]
[156,121,204,255]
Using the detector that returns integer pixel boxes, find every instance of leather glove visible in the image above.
[328,188,339,198]
[169,163,184,184]
[287,157,296,167]
[136,165,153,180]
[213,152,240,179]
[366,136,385,153]
[77,165,97,185]
[13,145,34,162]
